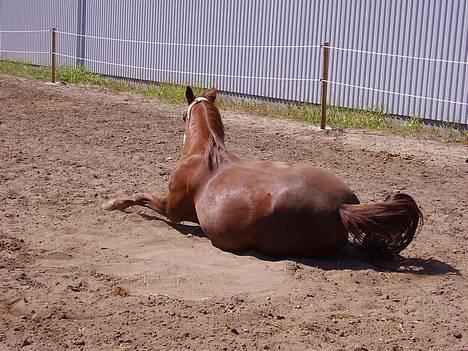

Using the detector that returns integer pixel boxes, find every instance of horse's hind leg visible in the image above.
[102,193,165,213]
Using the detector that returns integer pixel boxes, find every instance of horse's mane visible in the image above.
[201,103,234,171]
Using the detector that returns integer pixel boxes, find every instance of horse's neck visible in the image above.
[182,137,209,157]
[182,104,236,169]
[182,127,236,172]
[183,112,219,154]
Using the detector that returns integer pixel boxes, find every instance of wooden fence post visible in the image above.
[51,28,56,83]
[320,42,330,130]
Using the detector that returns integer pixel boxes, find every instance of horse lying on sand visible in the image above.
[103,87,422,258]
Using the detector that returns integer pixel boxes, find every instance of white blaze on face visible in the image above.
[183,97,209,146]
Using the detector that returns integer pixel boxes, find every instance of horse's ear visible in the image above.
[204,87,217,103]
[185,86,195,105]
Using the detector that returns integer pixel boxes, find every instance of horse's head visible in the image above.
[182,86,224,154]
[185,86,216,106]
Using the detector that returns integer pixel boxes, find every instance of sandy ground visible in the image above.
[0,75,467,351]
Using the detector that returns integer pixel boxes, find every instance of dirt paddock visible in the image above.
[0,75,467,350]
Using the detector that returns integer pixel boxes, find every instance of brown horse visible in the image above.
[103,87,422,258]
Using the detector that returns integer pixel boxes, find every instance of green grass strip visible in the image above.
[1,60,466,143]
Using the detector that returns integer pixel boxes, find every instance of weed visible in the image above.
[438,121,468,143]
[428,127,440,139]
[56,65,104,84]
[327,107,389,129]
[401,115,423,132]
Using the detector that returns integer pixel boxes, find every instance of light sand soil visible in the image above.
[0,75,467,350]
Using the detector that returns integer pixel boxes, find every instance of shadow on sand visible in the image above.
[138,213,460,277]
[139,213,205,237]
[244,245,461,276]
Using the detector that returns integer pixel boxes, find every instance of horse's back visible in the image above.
[194,160,359,257]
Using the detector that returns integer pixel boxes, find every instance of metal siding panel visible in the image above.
[238,1,246,94]
[442,1,456,121]
[287,0,296,101]
[404,1,415,116]
[340,0,350,108]
[459,1,468,124]
[393,1,404,117]
[227,1,236,93]
[167,0,173,84]
[166,0,172,83]
[217,1,225,91]
[298,0,307,102]
[221,0,230,91]
[418,0,431,119]
[219,0,228,91]
[280,0,288,99]
[264,1,274,98]
[259,0,268,97]
[331,0,342,107]
[244,0,252,95]
[307,0,318,104]
[177,0,183,86]
[271,0,282,99]
[0,0,75,66]
[443,0,454,121]
[454,0,465,123]
[135,1,143,81]
[433,0,445,121]
[361,0,371,109]
[312,0,322,104]
[400,1,413,116]
[228,1,237,93]
[301,0,308,103]
[450,1,461,122]
[206,0,212,88]
[0,1,2,60]
[385,0,397,115]
[244,0,251,96]
[157,0,164,84]
[381,0,392,113]
[373,1,384,110]
[206,0,213,88]
[344,0,355,109]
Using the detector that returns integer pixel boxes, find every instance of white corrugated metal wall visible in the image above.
[1,0,467,124]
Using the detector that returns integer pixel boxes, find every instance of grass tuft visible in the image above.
[56,65,104,85]
[0,60,50,80]
[401,115,423,132]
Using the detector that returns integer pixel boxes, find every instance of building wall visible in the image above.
[1,0,467,124]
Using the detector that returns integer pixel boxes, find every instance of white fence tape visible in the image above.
[55,52,320,82]
[324,80,468,107]
[55,30,320,49]
[327,45,468,65]
[0,49,49,54]
[0,29,49,33]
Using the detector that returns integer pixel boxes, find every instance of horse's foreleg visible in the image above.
[103,190,197,223]
[102,193,168,215]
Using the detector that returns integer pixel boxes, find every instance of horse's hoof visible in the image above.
[101,200,115,211]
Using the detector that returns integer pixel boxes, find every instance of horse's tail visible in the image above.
[338,193,422,255]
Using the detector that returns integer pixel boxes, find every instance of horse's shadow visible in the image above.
[138,213,460,276]
[139,213,205,237]
[245,245,461,276]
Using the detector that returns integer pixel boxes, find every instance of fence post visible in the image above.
[51,28,56,83]
[320,42,330,130]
